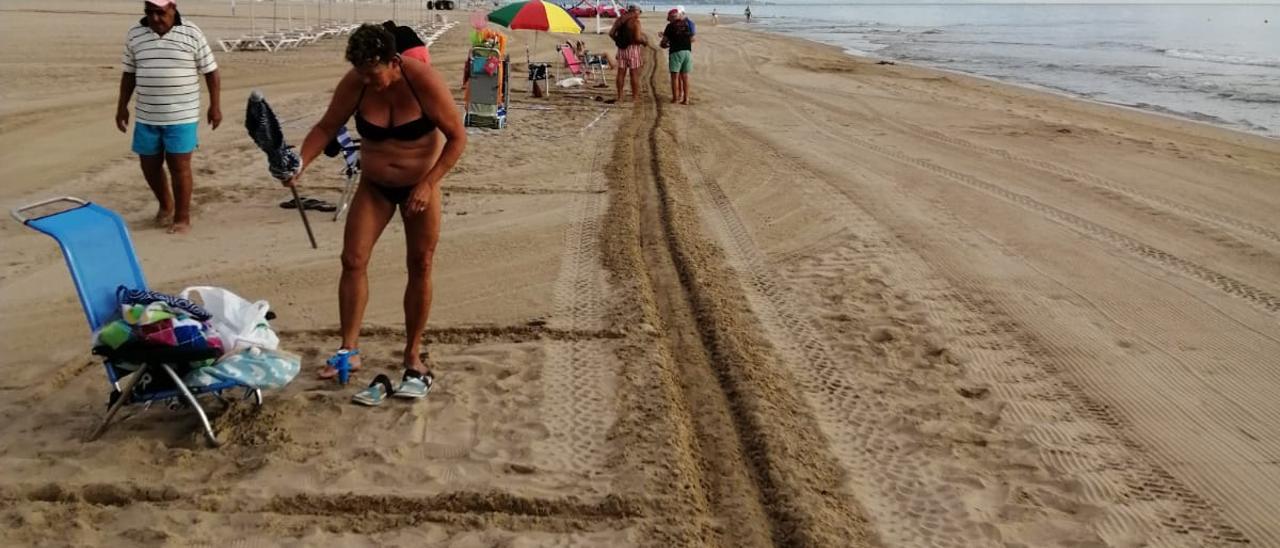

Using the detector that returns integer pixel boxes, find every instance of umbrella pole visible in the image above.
[290,186,318,249]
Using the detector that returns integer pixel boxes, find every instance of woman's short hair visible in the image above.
[346,23,397,67]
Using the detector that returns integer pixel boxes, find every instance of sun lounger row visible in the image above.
[217,22,362,53]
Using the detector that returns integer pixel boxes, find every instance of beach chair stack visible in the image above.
[218,18,453,54]
[464,45,510,129]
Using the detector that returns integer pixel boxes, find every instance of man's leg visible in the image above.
[161,122,201,234]
[630,66,641,102]
[139,155,173,226]
[681,72,691,104]
[615,66,626,102]
[670,70,679,103]
[133,122,173,226]
[164,153,194,234]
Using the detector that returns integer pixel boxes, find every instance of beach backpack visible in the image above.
[383,20,430,63]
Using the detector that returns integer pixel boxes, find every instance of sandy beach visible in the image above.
[2,1,1279,546]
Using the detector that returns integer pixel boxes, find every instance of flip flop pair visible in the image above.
[280,197,337,212]
[351,369,435,407]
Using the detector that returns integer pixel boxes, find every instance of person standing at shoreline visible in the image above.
[608,5,647,104]
[660,9,694,104]
[115,0,221,234]
[744,6,752,22]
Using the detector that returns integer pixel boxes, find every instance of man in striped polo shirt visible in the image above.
[115,0,222,234]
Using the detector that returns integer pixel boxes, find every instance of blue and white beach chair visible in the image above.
[11,197,261,446]
[324,125,362,222]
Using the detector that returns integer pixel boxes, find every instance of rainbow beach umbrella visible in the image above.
[488,0,585,34]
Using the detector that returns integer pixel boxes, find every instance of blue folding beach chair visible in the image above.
[11,197,261,446]
[323,125,362,222]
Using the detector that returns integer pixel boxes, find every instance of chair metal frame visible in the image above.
[11,197,260,447]
[331,126,362,222]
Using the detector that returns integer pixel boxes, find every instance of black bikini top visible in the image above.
[353,64,437,142]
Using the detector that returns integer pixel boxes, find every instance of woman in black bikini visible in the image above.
[286,24,465,397]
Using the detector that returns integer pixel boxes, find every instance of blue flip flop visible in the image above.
[393,369,433,399]
[352,374,394,406]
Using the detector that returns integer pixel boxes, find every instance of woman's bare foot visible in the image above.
[319,351,362,379]
[403,348,432,375]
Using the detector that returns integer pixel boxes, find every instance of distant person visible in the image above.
[608,5,647,104]
[744,6,752,22]
[660,9,694,104]
[572,40,616,73]
[116,0,222,234]
[712,8,719,26]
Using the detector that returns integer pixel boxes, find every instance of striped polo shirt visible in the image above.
[121,14,217,126]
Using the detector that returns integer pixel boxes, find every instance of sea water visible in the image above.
[686,3,1280,137]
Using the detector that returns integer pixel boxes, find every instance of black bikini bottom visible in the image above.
[367,181,414,205]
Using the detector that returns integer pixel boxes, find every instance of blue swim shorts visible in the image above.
[132,121,199,156]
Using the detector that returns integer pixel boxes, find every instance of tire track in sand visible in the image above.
[679,89,1253,544]
[782,78,1280,249]
[790,104,1280,315]
[860,133,1280,313]
[719,40,1280,316]
[599,47,873,546]
[680,121,1002,548]
[537,117,617,476]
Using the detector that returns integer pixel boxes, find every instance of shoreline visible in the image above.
[720,19,1280,141]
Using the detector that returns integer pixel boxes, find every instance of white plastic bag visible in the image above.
[179,286,279,351]
[556,77,584,88]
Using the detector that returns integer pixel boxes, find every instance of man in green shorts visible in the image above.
[661,9,694,104]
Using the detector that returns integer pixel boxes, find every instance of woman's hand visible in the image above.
[283,166,304,188]
[407,183,435,215]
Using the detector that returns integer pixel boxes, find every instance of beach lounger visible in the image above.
[559,44,604,83]
[217,37,243,52]
[261,33,301,51]
[10,197,263,447]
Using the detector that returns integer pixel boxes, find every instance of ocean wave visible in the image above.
[1161,48,1280,69]
[1215,91,1280,104]
[1129,103,1230,124]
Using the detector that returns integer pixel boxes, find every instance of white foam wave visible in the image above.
[1162,48,1280,69]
